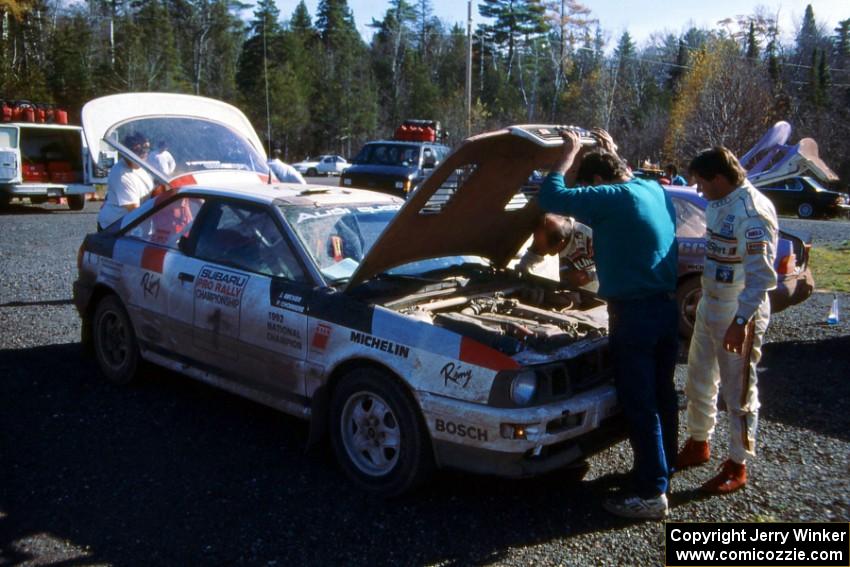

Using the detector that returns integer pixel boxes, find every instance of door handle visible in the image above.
[178,272,195,283]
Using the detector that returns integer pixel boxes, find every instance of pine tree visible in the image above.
[833,19,850,69]
[746,22,759,60]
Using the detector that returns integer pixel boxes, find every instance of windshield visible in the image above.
[104,116,269,179]
[352,143,421,167]
[282,203,488,282]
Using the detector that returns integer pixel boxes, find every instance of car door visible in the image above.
[319,156,335,175]
[172,198,312,399]
[118,194,206,353]
[0,125,21,184]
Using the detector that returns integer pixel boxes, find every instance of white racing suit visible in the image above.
[517,219,598,291]
[686,182,778,464]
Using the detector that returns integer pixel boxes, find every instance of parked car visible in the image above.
[292,154,349,177]
[75,105,625,495]
[667,185,814,336]
[340,140,450,196]
[754,176,850,219]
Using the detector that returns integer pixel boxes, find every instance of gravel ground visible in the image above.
[1,202,848,567]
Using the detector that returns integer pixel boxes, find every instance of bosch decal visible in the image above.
[267,311,303,349]
[141,272,161,299]
[195,266,248,308]
[745,227,766,240]
[715,266,734,283]
[435,419,488,441]
[441,362,473,388]
[349,331,410,358]
[311,323,332,351]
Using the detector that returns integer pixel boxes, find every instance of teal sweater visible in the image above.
[538,173,678,301]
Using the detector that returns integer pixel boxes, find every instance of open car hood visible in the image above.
[346,125,594,289]
[81,92,266,163]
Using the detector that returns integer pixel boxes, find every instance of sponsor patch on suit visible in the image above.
[715,266,734,283]
[745,227,766,240]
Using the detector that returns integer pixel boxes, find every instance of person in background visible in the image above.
[97,132,155,231]
[268,148,306,184]
[536,128,679,520]
[665,164,688,186]
[517,213,597,291]
[676,147,778,495]
[149,140,176,176]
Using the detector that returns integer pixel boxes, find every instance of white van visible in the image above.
[0,122,101,210]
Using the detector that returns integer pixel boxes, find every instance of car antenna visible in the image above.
[263,17,272,185]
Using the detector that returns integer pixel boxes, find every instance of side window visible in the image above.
[126,196,204,248]
[671,197,706,239]
[787,178,803,191]
[193,201,308,281]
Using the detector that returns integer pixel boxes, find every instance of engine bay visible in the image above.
[392,282,608,355]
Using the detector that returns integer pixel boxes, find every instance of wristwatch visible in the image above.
[734,316,747,326]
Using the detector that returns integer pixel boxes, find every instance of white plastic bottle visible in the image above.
[827,294,840,325]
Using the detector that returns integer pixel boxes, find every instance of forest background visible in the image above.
[1,0,848,183]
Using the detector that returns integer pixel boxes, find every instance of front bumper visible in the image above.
[2,183,69,197]
[418,384,624,477]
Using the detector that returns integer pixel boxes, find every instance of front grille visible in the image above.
[533,344,612,404]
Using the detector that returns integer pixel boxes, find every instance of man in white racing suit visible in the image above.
[517,213,597,291]
[677,147,778,494]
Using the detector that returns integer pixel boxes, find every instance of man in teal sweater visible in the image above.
[538,129,679,519]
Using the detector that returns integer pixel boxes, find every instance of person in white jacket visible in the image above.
[268,149,306,184]
[517,213,597,291]
[676,146,778,494]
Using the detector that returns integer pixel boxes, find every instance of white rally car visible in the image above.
[74,96,622,495]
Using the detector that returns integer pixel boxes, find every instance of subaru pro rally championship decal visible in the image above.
[193,265,249,347]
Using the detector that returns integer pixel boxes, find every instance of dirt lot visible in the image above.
[1,203,848,566]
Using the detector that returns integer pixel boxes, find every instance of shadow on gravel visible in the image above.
[758,335,850,441]
[0,343,646,566]
[0,298,73,308]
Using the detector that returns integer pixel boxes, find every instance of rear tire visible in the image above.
[93,295,140,384]
[797,202,814,219]
[676,275,702,338]
[330,368,433,497]
[68,194,86,211]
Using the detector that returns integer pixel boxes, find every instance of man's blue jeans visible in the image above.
[607,292,679,497]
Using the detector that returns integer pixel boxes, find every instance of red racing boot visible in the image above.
[701,459,747,494]
[676,438,710,469]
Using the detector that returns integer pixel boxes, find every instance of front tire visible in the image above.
[307,167,318,177]
[68,194,86,211]
[676,275,702,338]
[93,295,140,384]
[330,368,433,497]
[797,202,814,218]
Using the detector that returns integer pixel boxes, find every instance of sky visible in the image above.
[274,0,848,47]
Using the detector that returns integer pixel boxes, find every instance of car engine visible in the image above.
[396,286,608,355]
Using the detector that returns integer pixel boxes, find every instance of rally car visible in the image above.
[74,102,621,495]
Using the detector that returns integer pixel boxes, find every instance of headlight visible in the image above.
[394,180,404,189]
[510,370,537,406]
[343,178,352,186]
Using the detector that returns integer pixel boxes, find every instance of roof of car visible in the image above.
[177,180,402,208]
